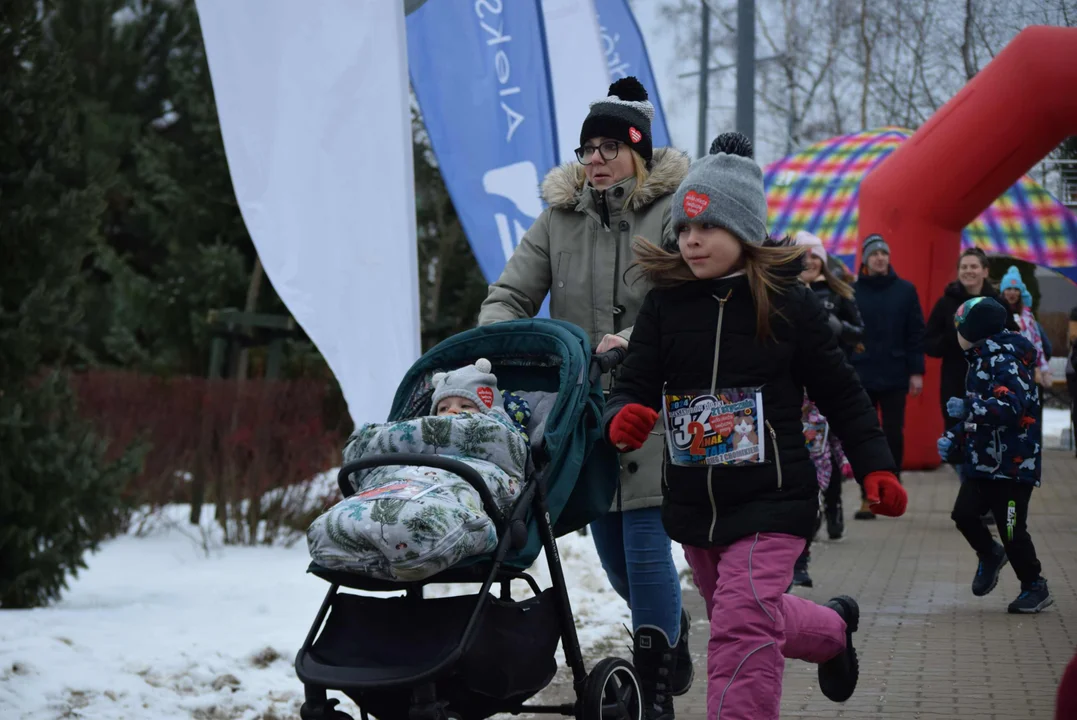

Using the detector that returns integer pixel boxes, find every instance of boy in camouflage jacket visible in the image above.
[937,297,1052,613]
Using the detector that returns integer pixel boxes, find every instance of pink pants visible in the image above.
[683,533,847,720]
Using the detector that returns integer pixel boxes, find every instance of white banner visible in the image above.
[540,0,611,163]
[194,0,420,426]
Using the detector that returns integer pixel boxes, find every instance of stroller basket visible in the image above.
[306,589,560,717]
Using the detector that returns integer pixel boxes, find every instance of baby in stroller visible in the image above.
[307,359,531,582]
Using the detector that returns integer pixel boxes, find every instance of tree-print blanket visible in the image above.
[307,410,528,581]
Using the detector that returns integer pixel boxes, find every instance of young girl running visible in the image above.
[603,132,908,720]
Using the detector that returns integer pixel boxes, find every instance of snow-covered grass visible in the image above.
[1043,407,1072,450]
[0,498,692,720]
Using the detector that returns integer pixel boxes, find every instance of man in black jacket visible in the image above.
[850,235,925,507]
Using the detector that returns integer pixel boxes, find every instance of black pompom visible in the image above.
[709,132,754,159]
[608,76,648,102]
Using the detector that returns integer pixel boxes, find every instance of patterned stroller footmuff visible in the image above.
[307,409,528,582]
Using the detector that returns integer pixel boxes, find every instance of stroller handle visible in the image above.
[338,454,505,533]
[588,345,628,384]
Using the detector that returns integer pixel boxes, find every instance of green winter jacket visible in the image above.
[478,147,690,511]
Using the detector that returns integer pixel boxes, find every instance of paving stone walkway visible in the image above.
[520,451,1077,719]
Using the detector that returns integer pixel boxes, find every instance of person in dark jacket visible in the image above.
[850,235,926,503]
[603,132,907,720]
[795,231,864,353]
[788,231,864,587]
[937,296,1052,614]
[924,247,1018,431]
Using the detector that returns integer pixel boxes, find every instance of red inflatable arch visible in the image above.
[858,25,1077,470]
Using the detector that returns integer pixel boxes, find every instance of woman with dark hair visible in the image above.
[925,247,1019,432]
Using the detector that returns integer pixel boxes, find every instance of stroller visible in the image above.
[295,319,646,720]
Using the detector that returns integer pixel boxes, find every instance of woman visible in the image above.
[795,231,864,354]
[790,232,864,587]
[925,247,1019,432]
[478,77,692,716]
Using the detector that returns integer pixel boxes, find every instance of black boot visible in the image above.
[825,497,844,540]
[792,551,813,588]
[818,596,859,703]
[971,542,1008,597]
[670,609,694,696]
[633,626,677,720]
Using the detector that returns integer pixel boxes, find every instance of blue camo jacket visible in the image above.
[943,331,1042,485]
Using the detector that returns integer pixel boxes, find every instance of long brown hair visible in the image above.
[812,260,854,300]
[631,237,807,341]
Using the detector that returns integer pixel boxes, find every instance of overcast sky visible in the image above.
[626,1,772,162]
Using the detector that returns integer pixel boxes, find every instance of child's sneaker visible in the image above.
[819,596,859,702]
[971,543,1008,596]
[1008,578,1053,614]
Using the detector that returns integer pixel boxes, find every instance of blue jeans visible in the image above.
[590,507,682,642]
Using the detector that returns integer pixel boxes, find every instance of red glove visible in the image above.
[609,404,658,452]
[863,471,907,517]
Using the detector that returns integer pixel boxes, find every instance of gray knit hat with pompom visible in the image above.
[671,132,768,245]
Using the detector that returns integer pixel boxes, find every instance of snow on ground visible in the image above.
[1043,407,1071,450]
[0,500,692,720]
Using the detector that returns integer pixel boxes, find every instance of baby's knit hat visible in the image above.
[580,77,656,163]
[954,297,1008,345]
[671,132,768,245]
[430,358,503,414]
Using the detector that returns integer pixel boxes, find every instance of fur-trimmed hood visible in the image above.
[540,147,691,212]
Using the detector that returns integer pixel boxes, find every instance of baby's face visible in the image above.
[436,396,480,416]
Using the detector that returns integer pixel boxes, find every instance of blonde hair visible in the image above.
[631,237,807,341]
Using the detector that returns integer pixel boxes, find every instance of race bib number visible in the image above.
[662,387,765,467]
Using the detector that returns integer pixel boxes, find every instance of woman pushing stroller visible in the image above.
[478,77,693,717]
[603,132,908,720]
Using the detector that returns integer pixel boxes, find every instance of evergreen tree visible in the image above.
[0,0,140,608]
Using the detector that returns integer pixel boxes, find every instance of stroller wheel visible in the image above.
[578,657,642,720]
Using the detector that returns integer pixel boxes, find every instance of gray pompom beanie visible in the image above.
[671,132,769,245]
[430,358,503,414]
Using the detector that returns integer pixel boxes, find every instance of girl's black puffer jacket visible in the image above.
[603,273,895,549]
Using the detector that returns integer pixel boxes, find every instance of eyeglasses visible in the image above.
[575,140,623,165]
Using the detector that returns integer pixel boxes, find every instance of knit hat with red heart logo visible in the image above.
[579,77,655,164]
[430,358,504,415]
[672,132,768,245]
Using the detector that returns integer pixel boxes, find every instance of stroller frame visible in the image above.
[295,347,642,720]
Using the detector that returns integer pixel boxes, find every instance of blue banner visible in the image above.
[407,0,559,286]
[592,0,671,148]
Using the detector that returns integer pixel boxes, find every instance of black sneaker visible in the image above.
[670,609,694,696]
[633,626,677,720]
[818,596,859,703]
[792,555,813,588]
[971,543,1008,597]
[1008,578,1053,614]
